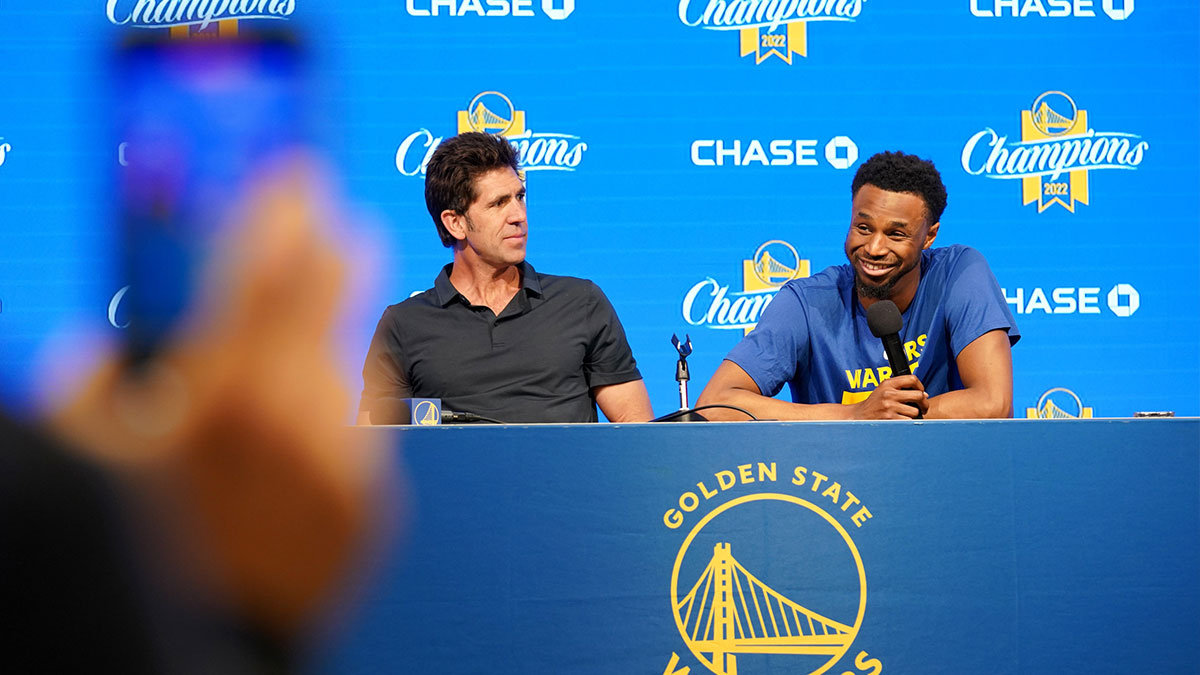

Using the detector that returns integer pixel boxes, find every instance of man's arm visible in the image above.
[582,281,652,423]
[925,328,1013,419]
[358,308,411,425]
[697,361,929,421]
[594,379,654,422]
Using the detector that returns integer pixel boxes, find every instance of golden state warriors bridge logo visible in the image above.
[413,399,442,425]
[396,91,588,176]
[961,91,1149,212]
[677,0,866,64]
[683,240,809,334]
[1026,387,1093,419]
[663,462,881,675]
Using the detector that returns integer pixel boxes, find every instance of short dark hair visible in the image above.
[851,151,948,225]
[424,132,522,247]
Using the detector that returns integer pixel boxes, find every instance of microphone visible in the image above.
[866,300,910,377]
[866,300,922,419]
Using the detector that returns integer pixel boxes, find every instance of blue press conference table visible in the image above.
[324,419,1199,675]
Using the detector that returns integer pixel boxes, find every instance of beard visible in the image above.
[852,256,919,300]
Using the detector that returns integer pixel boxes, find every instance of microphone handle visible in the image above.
[881,333,911,377]
[880,333,921,419]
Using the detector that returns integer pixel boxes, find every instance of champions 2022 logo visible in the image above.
[662,462,881,675]
[105,0,295,34]
[678,0,867,64]
[682,240,809,334]
[396,91,589,176]
[961,91,1149,213]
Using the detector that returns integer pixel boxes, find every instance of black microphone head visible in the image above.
[866,299,903,337]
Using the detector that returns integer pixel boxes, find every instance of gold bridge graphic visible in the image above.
[676,543,852,674]
[1032,100,1073,135]
[753,251,799,286]
[1034,399,1076,419]
[1026,387,1092,419]
[753,251,801,284]
[467,102,512,133]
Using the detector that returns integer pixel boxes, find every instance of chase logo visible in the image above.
[405,0,574,20]
[682,240,810,334]
[961,91,1148,212]
[691,136,858,169]
[663,463,880,675]
[1026,387,1093,418]
[0,137,10,167]
[413,399,441,425]
[678,0,866,65]
[1002,283,1139,317]
[396,91,588,176]
[970,0,1133,20]
[105,0,295,35]
[1107,283,1139,317]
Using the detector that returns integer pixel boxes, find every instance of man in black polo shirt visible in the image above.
[358,132,654,424]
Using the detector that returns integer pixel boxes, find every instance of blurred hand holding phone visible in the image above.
[39,31,397,649]
[115,31,310,360]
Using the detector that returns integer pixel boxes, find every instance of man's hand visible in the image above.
[49,159,391,641]
[849,375,929,420]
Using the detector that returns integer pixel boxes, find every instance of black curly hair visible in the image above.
[850,151,947,225]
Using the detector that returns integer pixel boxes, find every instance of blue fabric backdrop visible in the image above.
[0,1,1195,418]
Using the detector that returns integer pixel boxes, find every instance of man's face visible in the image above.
[844,183,939,303]
[453,167,528,267]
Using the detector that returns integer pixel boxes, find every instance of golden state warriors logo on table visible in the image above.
[683,240,809,335]
[677,0,866,64]
[961,91,1149,213]
[396,91,588,176]
[662,462,881,675]
[1026,387,1093,419]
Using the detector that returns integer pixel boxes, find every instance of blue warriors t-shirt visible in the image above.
[726,245,1020,405]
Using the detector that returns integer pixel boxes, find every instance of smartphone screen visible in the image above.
[114,33,308,361]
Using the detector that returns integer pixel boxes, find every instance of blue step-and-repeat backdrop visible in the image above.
[0,1,1196,419]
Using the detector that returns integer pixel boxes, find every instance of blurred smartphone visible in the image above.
[114,32,308,362]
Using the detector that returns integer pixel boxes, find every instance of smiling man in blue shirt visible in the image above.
[698,151,1020,421]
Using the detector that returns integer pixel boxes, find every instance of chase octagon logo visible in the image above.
[662,462,882,675]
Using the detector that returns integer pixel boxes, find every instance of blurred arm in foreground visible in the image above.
[2,160,392,673]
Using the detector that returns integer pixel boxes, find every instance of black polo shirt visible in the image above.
[359,262,643,423]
